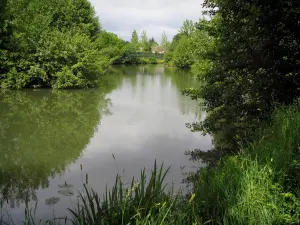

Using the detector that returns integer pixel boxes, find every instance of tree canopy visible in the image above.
[0,0,126,89]
[160,31,170,52]
[130,30,139,51]
[165,19,212,68]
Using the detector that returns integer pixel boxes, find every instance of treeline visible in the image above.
[0,0,129,89]
[128,30,169,53]
[115,30,169,65]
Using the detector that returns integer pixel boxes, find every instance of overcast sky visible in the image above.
[89,0,204,43]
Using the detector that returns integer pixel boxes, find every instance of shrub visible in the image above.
[148,57,158,64]
[164,52,173,64]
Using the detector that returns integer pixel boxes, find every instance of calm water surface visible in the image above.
[0,65,211,223]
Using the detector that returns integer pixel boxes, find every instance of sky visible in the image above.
[89,0,204,43]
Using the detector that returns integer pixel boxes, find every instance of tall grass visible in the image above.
[69,161,191,225]
[69,160,205,225]
[189,100,300,224]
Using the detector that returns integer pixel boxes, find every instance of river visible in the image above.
[0,65,212,223]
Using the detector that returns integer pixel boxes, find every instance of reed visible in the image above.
[69,160,181,225]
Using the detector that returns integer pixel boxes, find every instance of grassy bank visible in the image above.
[3,101,300,224]
[190,100,300,224]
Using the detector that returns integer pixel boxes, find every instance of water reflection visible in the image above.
[0,89,111,205]
[108,65,203,121]
[0,65,211,223]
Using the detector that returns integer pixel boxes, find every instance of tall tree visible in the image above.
[131,30,139,45]
[130,29,139,52]
[179,19,195,36]
[140,30,149,52]
[173,36,194,68]
[160,31,169,51]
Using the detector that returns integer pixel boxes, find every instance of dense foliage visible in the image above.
[127,30,158,53]
[95,31,129,65]
[165,19,214,69]
[0,0,127,89]
[189,101,300,224]
[180,0,300,162]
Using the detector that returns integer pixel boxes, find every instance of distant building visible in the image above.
[151,46,166,54]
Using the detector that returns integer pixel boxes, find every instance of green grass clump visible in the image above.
[69,161,194,225]
[190,100,300,224]
[193,157,288,224]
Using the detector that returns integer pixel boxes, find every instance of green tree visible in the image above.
[173,36,194,68]
[163,20,197,65]
[0,0,7,37]
[0,0,112,89]
[94,31,127,64]
[170,19,214,68]
[140,30,150,52]
[163,33,182,64]
[160,31,170,52]
[131,30,139,51]
[179,19,195,36]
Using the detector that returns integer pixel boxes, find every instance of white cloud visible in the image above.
[89,0,204,42]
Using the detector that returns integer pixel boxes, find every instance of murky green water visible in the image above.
[0,65,211,223]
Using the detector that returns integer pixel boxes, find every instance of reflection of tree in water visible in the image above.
[137,65,164,76]
[108,65,138,76]
[164,67,199,89]
[109,65,205,120]
[0,89,112,206]
[164,67,206,120]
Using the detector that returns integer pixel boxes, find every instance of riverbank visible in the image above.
[116,57,164,65]
[189,100,300,224]
[4,100,300,225]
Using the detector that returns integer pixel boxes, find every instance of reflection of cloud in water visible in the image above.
[76,66,212,193]
[75,132,211,195]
